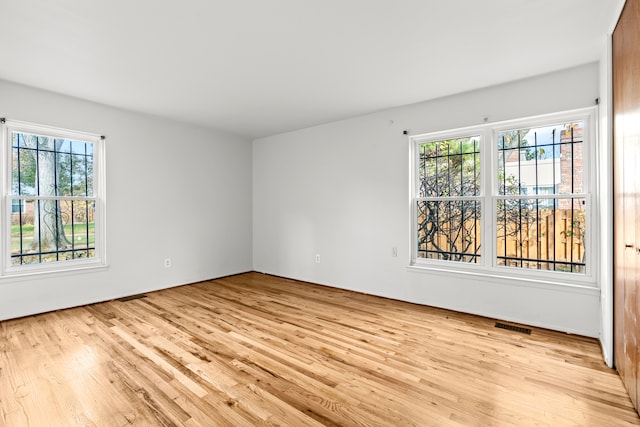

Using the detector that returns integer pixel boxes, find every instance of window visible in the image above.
[411,108,595,282]
[1,119,106,276]
[416,135,482,263]
[496,121,586,273]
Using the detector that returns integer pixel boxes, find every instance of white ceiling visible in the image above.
[0,0,624,139]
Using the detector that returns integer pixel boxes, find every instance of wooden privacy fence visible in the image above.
[497,207,585,273]
[419,207,586,273]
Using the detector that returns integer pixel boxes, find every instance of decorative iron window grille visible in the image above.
[416,136,482,263]
[10,131,96,265]
[411,108,594,279]
[496,122,586,273]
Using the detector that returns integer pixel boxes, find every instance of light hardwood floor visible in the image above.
[1,272,638,426]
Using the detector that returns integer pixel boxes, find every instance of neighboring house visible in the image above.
[503,123,583,210]
[9,183,35,224]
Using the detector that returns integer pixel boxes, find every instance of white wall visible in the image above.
[253,63,603,337]
[0,79,253,320]
[598,44,614,365]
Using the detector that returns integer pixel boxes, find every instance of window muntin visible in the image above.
[2,120,105,276]
[415,136,482,263]
[411,109,594,282]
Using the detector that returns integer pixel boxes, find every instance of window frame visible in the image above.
[410,107,597,287]
[1,119,107,278]
[411,127,486,267]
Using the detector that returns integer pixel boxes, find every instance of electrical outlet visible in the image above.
[315,254,321,263]
[164,258,172,268]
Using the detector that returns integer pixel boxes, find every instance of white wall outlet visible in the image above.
[164,258,172,268]
[392,247,398,257]
[315,254,321,263]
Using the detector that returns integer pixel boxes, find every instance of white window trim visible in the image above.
[409,107,598,288]
[1,119,107,278]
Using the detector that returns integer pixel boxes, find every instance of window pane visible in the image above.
[11,199,46,263]
[66,200,96,254]
[417,200,481,263]
[10,199,96,266]
[37,135,54,151]
[11,132,95,198]
[12,145,37,196]
[56,151,73,196]
[496,198,586,273]
[418,137,480,197]
[71,140,93,197]
[497,122,583,196]
[83,152,94,197]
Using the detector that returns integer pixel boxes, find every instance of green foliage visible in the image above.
[419,137,480,199]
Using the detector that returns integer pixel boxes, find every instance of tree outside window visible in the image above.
[2,120,105,276]
[411,110,591,277]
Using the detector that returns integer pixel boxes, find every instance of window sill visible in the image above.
[0,262,108,282]
[406,263,599,295]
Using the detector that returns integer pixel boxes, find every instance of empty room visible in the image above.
[1,0,640,425]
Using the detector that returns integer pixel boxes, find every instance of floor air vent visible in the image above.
[495,322,531,335]
[118,294,148,302]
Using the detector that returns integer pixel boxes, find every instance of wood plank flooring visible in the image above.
[1,272,638,426]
